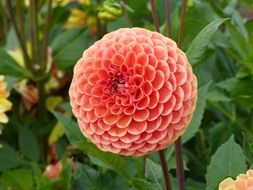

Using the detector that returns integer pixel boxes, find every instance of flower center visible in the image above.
[110,73,125,93]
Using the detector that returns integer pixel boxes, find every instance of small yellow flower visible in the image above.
[219,169,253,190]
[64,8,86,29]
[0,76,12,124]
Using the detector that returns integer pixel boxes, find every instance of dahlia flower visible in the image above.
[219,169,253,190]
[0,75,12,124]
[69,28,197,156]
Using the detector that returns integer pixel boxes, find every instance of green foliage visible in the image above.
[1,169,34,190]
[18,127,40,162]
[52,29,94,69]
[0,0,253,189]
[186,18,229,66]
[0,143,27,171]
[182,81,211,143]
[0,49,32,78]
[206,136,247,190]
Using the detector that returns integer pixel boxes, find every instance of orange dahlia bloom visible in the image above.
[69,28,197,156]
[219,170,253,190]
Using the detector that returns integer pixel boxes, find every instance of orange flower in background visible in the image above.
[43,161,62,179]
[0,75,12,124]
[219,169,253,190]
[69,28,197,156]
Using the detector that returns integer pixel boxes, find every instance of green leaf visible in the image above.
[0,143,26,171]
[129,178,154,190]
[243,133,253,163]
[19,127,40,162]
[206,90,231,102]
[73,164,102,190]
[206,136,247,190]
[186,18,229,66]
[32,164,51,190]
[186,179,206,190]
[0,49,32,78]
[51,111,85,149]
[1,169,34,190]
[83,143,128,177]
[51,29,93,69]
[52,111,128,177]
[145,159,164,190]
[182,81,211,143]
[209,122,233,154]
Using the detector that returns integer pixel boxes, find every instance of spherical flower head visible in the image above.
[219,169,253,190]
[0,75,12,124]
[69,28,197,156]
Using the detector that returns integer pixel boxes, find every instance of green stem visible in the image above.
[37,82,47,120]
[30,0,40,68]
[6,0,32,70]
[42,0,52,72]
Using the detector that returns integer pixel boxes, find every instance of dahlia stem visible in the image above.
[159,150,172,190]
[165,0,172,37]
[118,0,132,27]
[175,137,185,190]
[149,0,160,32]
[150,1,172,189]
[177,0,187,48]
[174,0,188,189]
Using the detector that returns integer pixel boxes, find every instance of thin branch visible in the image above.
[42,0,52,72]
[149,0,160,32]
[6,0,32,70]
[159,150,172,190]
[165,0,172,37]
[177,0,187,48]
[118,0,132,28]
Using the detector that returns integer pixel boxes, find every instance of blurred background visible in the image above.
[0,0,252,189]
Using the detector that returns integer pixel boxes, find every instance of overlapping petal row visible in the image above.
[219,169,253,190]
[69,28,197,156]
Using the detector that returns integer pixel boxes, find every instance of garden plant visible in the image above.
[0,0,253,190]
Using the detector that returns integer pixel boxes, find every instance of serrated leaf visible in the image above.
[0,49,33,78]
[19,127,40,162]
[182,81,211,143]
[206,136,247,190]
[186,18,229,66]
[145,159,164,190]
[1,169,33,190]
[0,143,26,171]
